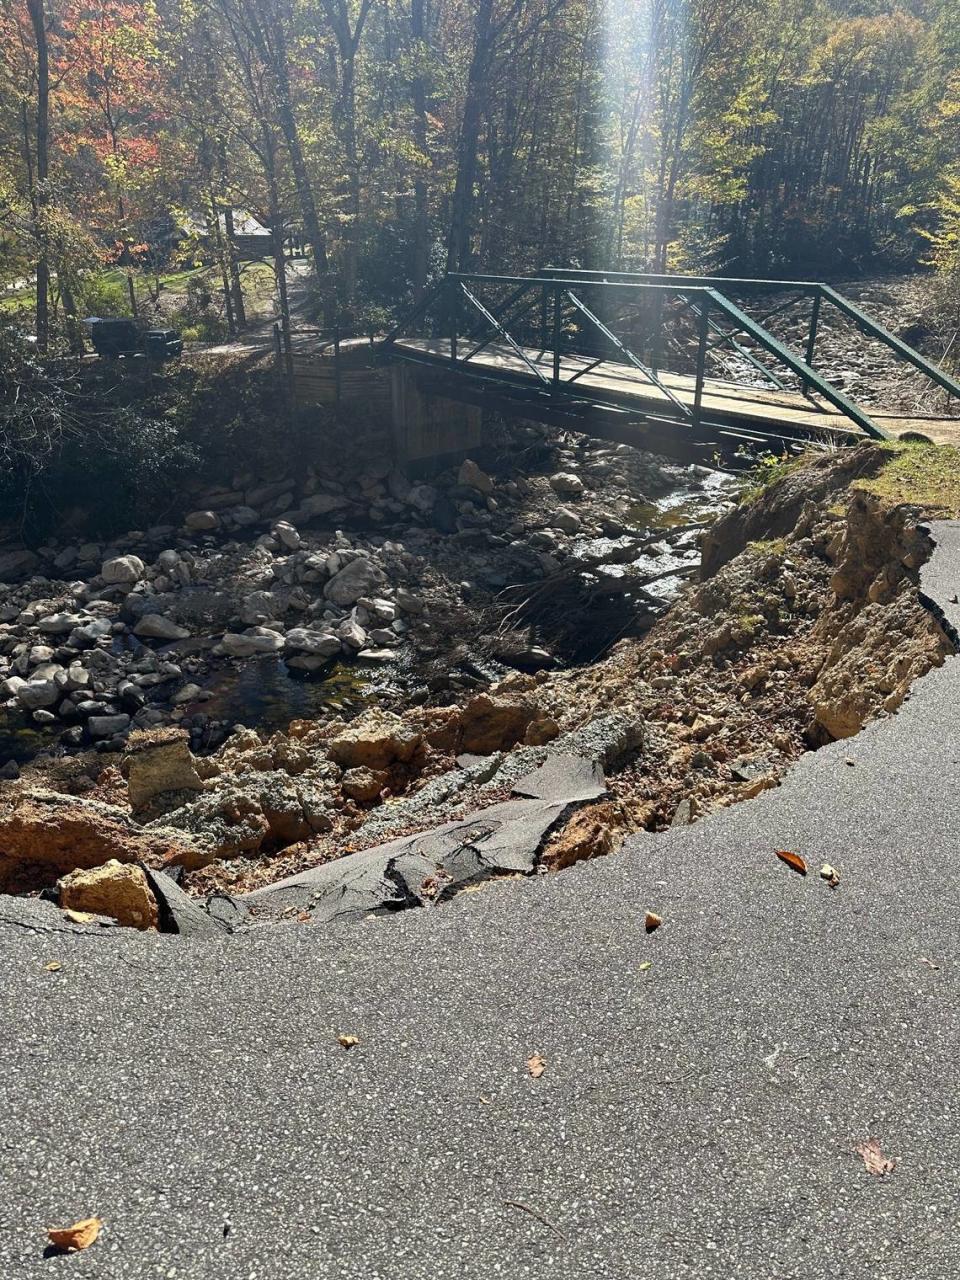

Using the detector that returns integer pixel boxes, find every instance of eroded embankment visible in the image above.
[0,443,956,932]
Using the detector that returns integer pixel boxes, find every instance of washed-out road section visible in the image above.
[2,525,960,1278]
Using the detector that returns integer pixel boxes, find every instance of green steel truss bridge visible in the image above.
[379,268,960,459]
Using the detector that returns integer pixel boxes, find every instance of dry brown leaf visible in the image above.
[43,961,62,972]
[819,863,840,889]
[337,1034,359,1049]
[644,911,663,933]
[63,909,95,924]
[775,850,807,876]
[854,1138,896,1176]
[527,1054,547,1079]
[47,1218,103,1252]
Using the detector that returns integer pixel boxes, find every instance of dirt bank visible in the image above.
[3,440,955,923]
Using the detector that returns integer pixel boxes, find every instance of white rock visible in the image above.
[324,558,386,608]
[458,459,494,494]
[273,521,301,551]
[218,627,286,657]
[549,472,585,497]
[102,555,145,585]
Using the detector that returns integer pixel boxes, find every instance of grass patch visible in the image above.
[855,441,960,516]
[748,537,788,557]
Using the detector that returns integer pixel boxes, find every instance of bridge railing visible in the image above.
[380,271,903,440]
[539,267,960,412]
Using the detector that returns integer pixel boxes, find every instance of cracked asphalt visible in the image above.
[3,523,960,1279]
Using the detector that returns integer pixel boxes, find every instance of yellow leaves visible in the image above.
[638,961,653,973]
[526,1054,546,1079]
[63,909,95,924]
[47,1218,103,1253]
[644,911,663,933]
[854,1138,897,1177]
[43,960,62,972]
[337,1034,359,1050]
[775,850,807,876]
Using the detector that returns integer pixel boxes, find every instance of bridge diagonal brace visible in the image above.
[565,289,692,419]
[679,294,786,389]
[458,283,551,386]
[820,285,960,404]
[705,288,889,440]
[461,288,541,364]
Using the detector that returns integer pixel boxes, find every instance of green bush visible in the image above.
[76,274,129,318]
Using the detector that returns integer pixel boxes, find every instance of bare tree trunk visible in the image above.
[410,0,430,298]
[26,0,49,351]
[223,205,247,328]
[446,0,494,274]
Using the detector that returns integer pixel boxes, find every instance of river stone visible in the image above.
[273,521,301,551]
[133,614,191,641]
[458,459,494,495]
[88,713,131,738]
[16,680,60,711]
[184,510,220,532]
[549,472,585,497]
[219,627,285,657]
[324,557,386,607]
[284,628,342,657]
[102,555,145,585]
[36,612,80,634]
[0,548,40,578]
[67,618,112,648]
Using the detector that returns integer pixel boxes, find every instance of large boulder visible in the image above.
[0,547,40,579]
[324,558,386,607]
[101,555,145,585]
[327,708,421,770]
[58,860,158,931]
[121,727,204,812]
[0,789,208,893]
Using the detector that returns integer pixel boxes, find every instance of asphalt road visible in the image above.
[3,524,960,1279]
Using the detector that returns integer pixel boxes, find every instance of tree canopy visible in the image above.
[2,0,960,341]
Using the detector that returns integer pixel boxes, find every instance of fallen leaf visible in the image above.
[43,961,62,972]
[638,961,653,972]
[527,1054,546,1079]
[920,956,940,970]
[819,863,840,889]
[337,1034,359,1049]
[296,911,312,923]
[854,1138,896,1176]
[63,909,95,924]
[644,911,663,933]
[47,1218,103,1252]
[775,850,807,876]
[479,1095,492,1105]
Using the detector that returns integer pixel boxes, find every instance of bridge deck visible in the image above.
[394,338,960,444]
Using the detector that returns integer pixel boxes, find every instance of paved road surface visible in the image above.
[2,525,960,1279]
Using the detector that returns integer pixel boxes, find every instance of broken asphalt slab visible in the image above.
[2,526,960,1277]
[241,753,608,922]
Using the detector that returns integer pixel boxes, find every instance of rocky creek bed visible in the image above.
[0,432,955,933]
